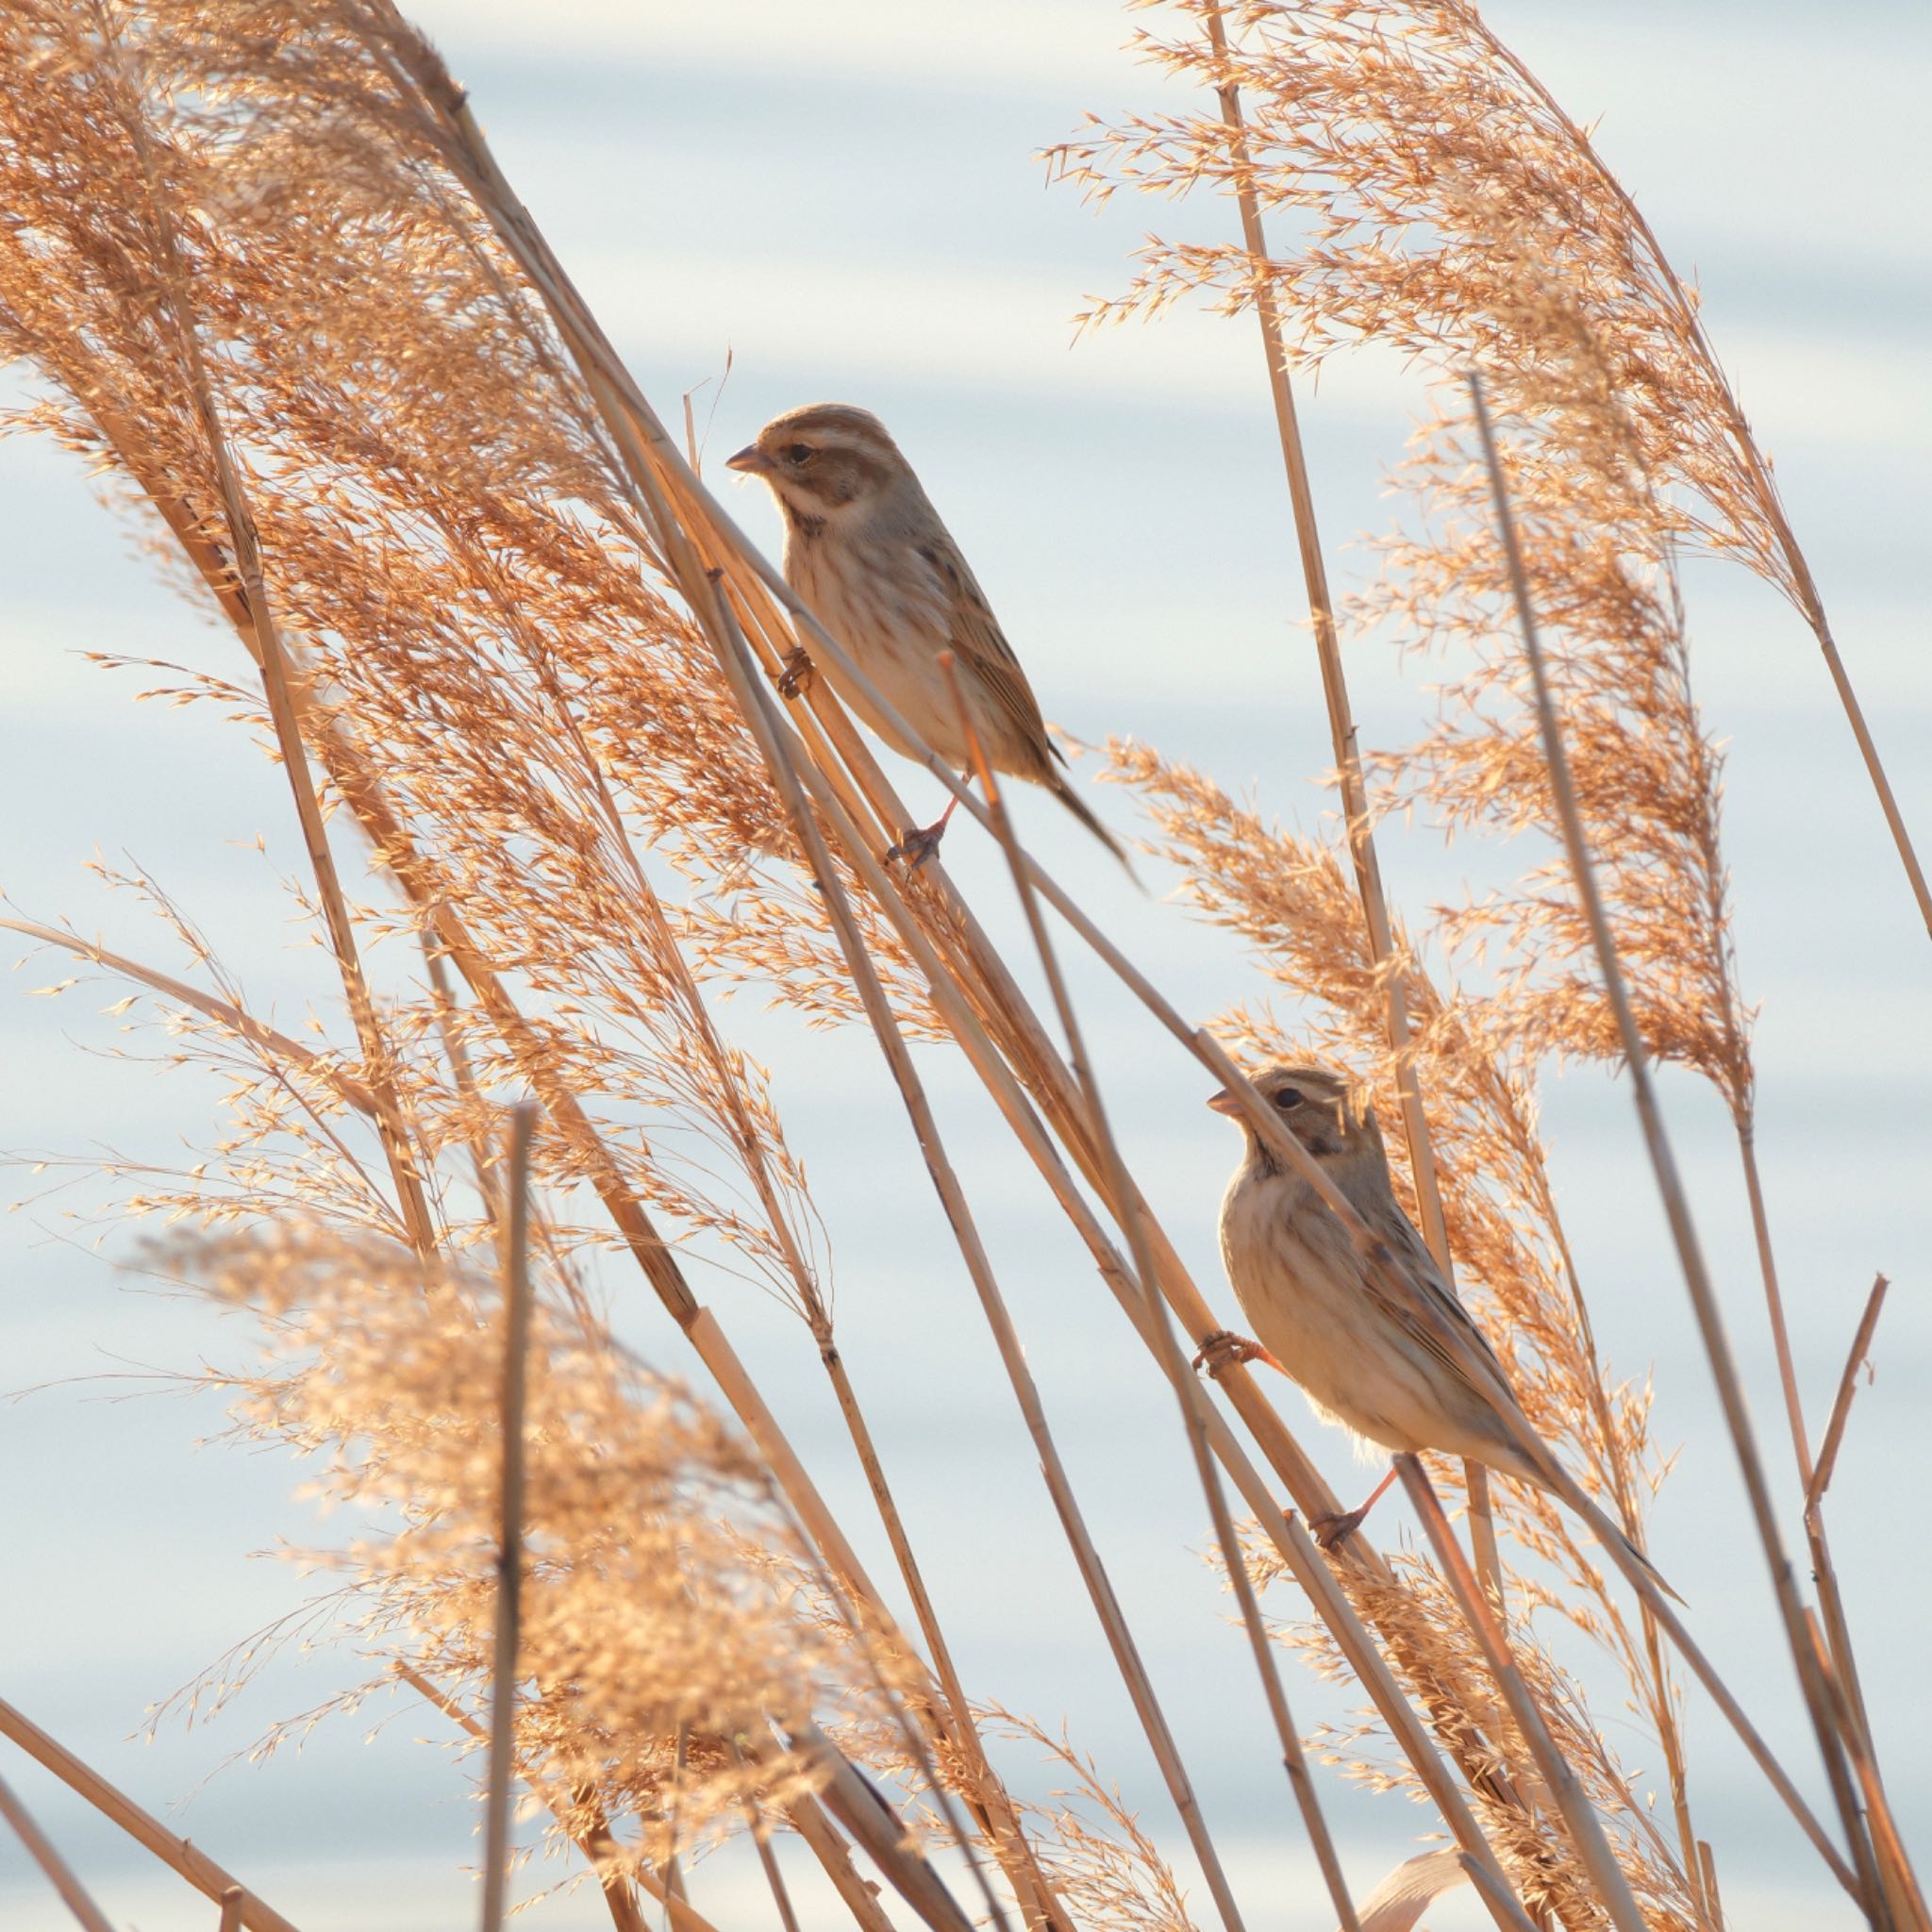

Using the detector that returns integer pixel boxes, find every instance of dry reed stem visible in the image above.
[220,1887,246,1932]
[0,1699,300,1932]
[1803,1276,1902,1858]
[941,654,1362,1932]
[1457,1854,1541,1932]
[1809,1276,1890,1524]
[1800,1623,1932,1932]
[775,1782,900,1932]
[1396,1458,1649,1932]
[393,1665,659,1932]
[1696,1845,1723,1931]
[1732,1126,1880,1771]
[1468,375,1887,1919]
[418,936,507,1231]
[787,1722,974,1932]
[708,600,1237,1929]
[0,1770,118,1932]
[1193,1,1508,1616]
[728,1740,805,1932]
[480,1105,536,1932]
[1194,1,1453,1273]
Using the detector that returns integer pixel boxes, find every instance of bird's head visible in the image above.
[1208,1062,1381,1165]
[725,404,907,532]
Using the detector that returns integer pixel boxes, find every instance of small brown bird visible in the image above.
[726,404,1126,868]
[1207,1061,1672,1590]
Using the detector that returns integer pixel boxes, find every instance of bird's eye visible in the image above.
[785,442,815,465]
[1274,1088,1304,1111]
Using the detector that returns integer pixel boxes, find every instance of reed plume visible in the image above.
[1051,0,1930,937]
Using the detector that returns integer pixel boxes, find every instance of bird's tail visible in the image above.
[1049,771,1139,880]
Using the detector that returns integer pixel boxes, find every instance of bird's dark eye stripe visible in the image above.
[1274,1088,1304,1109]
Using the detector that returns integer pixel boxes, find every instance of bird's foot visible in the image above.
[886,819,948,872]
[1309,1467,1397,1552]
[1308,1507,1369,1552]
[777,645,814,699]
[1191,1329,1284,1379]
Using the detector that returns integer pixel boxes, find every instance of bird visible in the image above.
[725,404,1127,870]
[1205,1060,1674,1592]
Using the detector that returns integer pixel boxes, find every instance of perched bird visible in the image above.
[1206,1061,1673,1591]
[726,404,1126,869]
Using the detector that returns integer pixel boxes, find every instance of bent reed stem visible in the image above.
[1469,372,1889,1924]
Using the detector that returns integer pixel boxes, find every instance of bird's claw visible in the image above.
[1309,1507,1368,1552]
[1191,1329,1279,1379]
[885,823,946,872]
[777,646,814,700]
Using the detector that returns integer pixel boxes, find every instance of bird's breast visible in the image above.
[784,526,974,765]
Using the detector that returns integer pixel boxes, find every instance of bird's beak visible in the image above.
[725,444,772,475]
[1207,1089,1241,1117]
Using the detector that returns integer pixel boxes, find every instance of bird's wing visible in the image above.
[1356,1193,1679,1595]
[1360,1204,1552,1460]
[916,540,1057,774]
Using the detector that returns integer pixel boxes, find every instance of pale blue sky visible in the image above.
[3,3,1927,1927]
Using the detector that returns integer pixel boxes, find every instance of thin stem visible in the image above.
[1738,1118,1886,1793]
[1398,1458,1650,1932]
[1735,1117,1814,1486]
[708,596,1239,1928]
[1809,627,1932,938]
[396,1667,656,1932]
[0,1700,300,1932]
[787,1722,975,1932]
[775,1787,899,1932]
[0,1770,117,1932]
[1808,1275,1890,1521]
[726,1741,803,1932]
[419,931,506,1230]
[1467,372,1886,1923]
[480,1104,537,1932]
[1457,1855,1542,1932]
